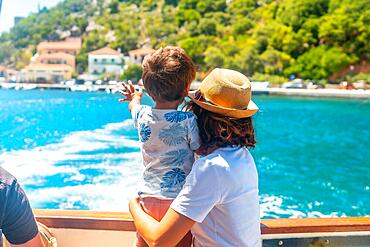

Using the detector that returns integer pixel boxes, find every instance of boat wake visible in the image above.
[0,120,347,216]
[260,195,345,218]
[0,120,143,211]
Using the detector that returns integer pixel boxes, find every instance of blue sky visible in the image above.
[0,0,63,33]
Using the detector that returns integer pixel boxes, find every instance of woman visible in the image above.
[129,68,261,247]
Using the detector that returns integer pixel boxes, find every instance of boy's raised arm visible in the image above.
[119,80,143,112]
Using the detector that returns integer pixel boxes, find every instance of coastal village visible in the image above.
[0,1,370,247]
[0,36,369,97]
[0,0,369,98]
[0,36,369,98]
[0,37,154,84]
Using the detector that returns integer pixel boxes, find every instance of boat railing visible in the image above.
[34,210,370,246]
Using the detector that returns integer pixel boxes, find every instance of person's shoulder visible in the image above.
[137,104,151,112]
[134,104,152,119]
[195,147,254,172]
[0,168,17,198]
[0,167,17,187]
[193,152,229,173]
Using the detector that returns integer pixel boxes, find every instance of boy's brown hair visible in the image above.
[142,46,196,102]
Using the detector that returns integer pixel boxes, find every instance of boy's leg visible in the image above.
[135,197,163,247]
[140,197,193,247]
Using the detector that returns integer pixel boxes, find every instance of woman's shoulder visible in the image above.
[194,147,255,174]
[193,150,231,172]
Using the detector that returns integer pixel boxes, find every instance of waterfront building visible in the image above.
[128,47,155,65]
[34,52,76,69]
[0,65,18,81]
[37,37,82,56]
[20,63,73,83]
[22,38,81,83]
[88,47,124,77]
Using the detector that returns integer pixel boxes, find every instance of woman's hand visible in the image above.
[119,80,143,102]
[129,196,195,246]
[129,196,141,212]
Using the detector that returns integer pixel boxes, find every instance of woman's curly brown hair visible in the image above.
[185,98,256,149]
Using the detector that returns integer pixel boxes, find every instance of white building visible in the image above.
[88,47,123,77]
[128,47,155,65]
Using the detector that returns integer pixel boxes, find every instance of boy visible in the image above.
[119,46,200,246]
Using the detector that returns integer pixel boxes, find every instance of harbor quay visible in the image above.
[254,87,370,99]
[1,81,369,99]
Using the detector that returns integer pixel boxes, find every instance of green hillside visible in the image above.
[0,0,369,81]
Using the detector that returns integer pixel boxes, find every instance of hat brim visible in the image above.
[188,91,259,118]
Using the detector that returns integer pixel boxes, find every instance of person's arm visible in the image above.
[130,158,222,246]
[119,80,143,112]
[2,180,43,247]
[129,197,195,246]
[11,234,43,247]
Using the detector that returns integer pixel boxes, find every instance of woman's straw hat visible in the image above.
[189,68,258,118]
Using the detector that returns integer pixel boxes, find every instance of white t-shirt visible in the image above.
[131,104,201,198]
[171,146,261,247]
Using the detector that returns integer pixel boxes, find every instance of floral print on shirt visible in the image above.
[131,104,201,198]
[164,111,194,123]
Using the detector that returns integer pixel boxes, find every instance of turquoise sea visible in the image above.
[0,89,369,218]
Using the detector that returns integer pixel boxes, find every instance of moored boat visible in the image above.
[22,83,37,90]
[70,85,88,92]
[0,82,16,89]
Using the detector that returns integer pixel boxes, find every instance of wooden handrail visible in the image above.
[260,217,370,234]
[35,210,136,231]
[34,209,370,235]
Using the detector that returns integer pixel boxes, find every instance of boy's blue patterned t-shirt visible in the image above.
[132,104,201,198]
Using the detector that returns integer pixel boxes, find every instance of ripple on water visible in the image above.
[1,90,369,217]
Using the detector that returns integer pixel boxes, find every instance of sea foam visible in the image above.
[0,119,345,217]
[0,120,143,210]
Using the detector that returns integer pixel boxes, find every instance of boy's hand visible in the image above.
[119,80,143,102]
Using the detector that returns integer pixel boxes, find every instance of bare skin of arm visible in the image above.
[129,197,195,247]
[119,80,143,112]
[10,234,43,247]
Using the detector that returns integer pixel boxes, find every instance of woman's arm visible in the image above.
[129,197,195,246]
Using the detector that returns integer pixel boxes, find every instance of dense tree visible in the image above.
[109,0,120,13]
[227,0,257,16]
[287,46,355,79]
[260,48,294,75]
[204,47,224,68]
[276,0,329,31]
[121,64,143,82]
[0,42,16,64]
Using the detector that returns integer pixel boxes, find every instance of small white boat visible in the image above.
[111,88,119,94]
[0,83,11,89]
[87,85,100,92]
[22,84,37,90]
[251,81,270,90]
[70,85,88,92]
